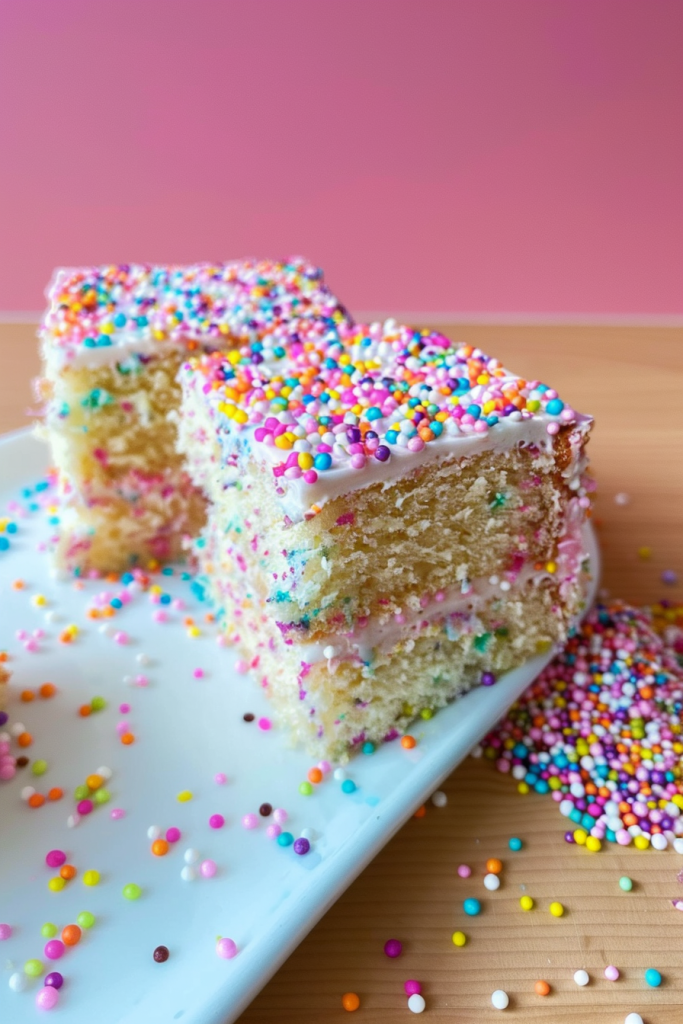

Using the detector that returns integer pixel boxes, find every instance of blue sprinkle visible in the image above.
[161,567,174,576]
[6,522,17,534]
[110,598,123,609]
[508,837,523,851]
[341,779,357,794]
[362,742,375,755]
[463,898,481,916]
[160,593,172,605]
[277,831,294,847]
[0,537,9,551]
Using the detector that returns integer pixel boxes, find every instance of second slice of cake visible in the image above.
[178,320,593,759]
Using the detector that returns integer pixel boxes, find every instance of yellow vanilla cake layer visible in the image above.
[38,351,207,573]
[184,429,581,644]
[202,559,582,759]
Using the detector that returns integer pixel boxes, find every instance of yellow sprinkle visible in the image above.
[48,877,66,892]
[82,869,100,887]
[545,561,557,574]
[187,626,201,638]
[549,901,564,917]
[32,594,47,607]
[177,790,193,803]
[451,931,467,947]
[585,836,602,852]
[634,834,650,850]
[638,546,652,559]
[519,896,534,911]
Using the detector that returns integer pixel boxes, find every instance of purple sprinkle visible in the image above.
[481,672,496,686]
[384,938,402,958]
[45,972,64,990]
[293,837,310,855]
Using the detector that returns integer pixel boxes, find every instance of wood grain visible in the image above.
[2,320,682,1023]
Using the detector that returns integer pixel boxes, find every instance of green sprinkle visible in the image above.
[24,959,43,977]
[77,911,95,929]
[90,696,107,711]
[41,923,58,939]
[122,883,142,901]
[32,759,48,776]
[93,787,110,805]
[619,876,633,892]
[74,784,89,801]
[298,781,313,796]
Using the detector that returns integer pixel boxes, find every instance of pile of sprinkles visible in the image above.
[485,600,683,850]
[187,321,581,491]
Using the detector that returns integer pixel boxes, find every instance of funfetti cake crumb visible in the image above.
[38,259,350,575]
[177,317,594,758]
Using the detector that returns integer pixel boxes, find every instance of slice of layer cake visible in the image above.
[37,260,349,574]
[178,320,594,759]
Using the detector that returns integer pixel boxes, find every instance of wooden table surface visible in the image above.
[2,320,682,1023]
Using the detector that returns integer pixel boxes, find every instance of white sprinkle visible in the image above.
[300,828,317,842]
[183,848,200,864]
[67,813,81,828]
[136,653,150,666]
[322,646,336,660]
[407,993,426,1013]
[499,580,511,591]
[333,768,347,782]
[470,744,483,759]
[0,732,9,745]
[98,623,113,636]
[96,766,113,780]
[10,723,25,738]
[20,786,36,802]
[180,866,197,882]
[673,838,683,854]
[147,825,161,841]
[651,833,668,851]
[9,971,28,992]
[431,790,448,808]
[44,610,58,624]
[491,990,509,1009]
[488,575,499,585]
[484,873,501,891]
[614,492,631,506]
[574,970,590,987]
[122,675,134,687]
[625,1014,644,1024]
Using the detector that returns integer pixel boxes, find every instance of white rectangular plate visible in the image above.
[0,431,598,1023]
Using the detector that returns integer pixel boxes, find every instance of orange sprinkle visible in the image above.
[121,732,135,745]
[0,651,8,662]
[20,690,35,702]
[17,732,33,748]
[486,858,503,875]
[342,992,360,1012]
[12,579,25,589]
[534,980,551,996]
[151,839,169,856]
[60,864,77,880]
[39,682,57,699]
[401,735,417,749]
[48,787,63,801]
[413,805,427,818]
[78,704,91,717]
[28,793,45,808]
[307,767,323,784]
[59,631,73,644]
[61,924,81,946]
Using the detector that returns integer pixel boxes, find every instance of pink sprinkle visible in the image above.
[242,813,259,830]
[135,674,148,687]
[166,827,181,843]
[235,659,248,674]
[546,422,560,436]
[216,937,237,959]
[15,629,27,641]
[273,808,288,825]
[216,634,228,647]
[113,631,129,645]
[45,850,66,868]
[200,859,217,878]
[266,824,281,839]
[209,814,225,829]
[152,610,168,622]
[214,772,227,785]
[36,986,59,1010]
[32,629,45,639]
[119,703,131,714]
[604,965,620,981]
[24,639,39,653]
[257,717,272,731]
[193,668,204,679]
[0,923,12,940]
[110,808,125,820]
[44,939,65,960]
[116,721,130,735]
[172,599,185,611]
[77,799,93,815]
[404,980,422,995]
[317,760,332,774]
[457,864,471,878]
[0,763,16,780]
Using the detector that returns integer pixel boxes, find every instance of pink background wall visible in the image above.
[1,0,681,315]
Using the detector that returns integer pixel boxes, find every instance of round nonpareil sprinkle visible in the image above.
[573,970,589,986]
